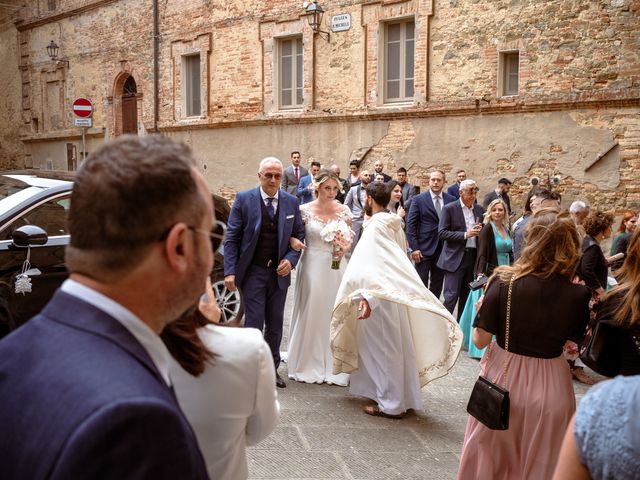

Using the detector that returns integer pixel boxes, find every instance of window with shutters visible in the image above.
[183,54,202,117]
[499,51,519,97]
[277,36,303,109]
[383,19,415,103]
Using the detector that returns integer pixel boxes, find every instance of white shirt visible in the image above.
[170,325,279,480]
[60,279,172,386]
[459,198,478,248]
[260,187,279,213]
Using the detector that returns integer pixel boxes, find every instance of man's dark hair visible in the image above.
[349,159,360,167]
[310,161,321,168]
[397,167,407,174]
[66,135,204,275]
[538,189,561,203]
[366,181,391,207]
[498,178,512,186]
[291,151,300,157]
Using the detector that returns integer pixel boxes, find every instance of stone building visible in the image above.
[1,0,639,212]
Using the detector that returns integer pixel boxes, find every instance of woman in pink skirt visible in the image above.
[458,208,591,480]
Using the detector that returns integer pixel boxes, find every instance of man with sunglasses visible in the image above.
[224,157,305,388]
[0,136,210,479]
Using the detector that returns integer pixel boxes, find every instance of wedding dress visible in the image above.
[287,203,351,385]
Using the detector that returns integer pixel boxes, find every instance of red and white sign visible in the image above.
[72,98,93,118]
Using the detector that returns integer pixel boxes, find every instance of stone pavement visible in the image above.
[246,276,596,479]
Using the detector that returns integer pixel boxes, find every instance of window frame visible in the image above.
[382,18,416,104]
[276,36,304,110]
[182,53,202,118]
[499,50,520,97]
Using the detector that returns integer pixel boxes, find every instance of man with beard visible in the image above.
[331,182,462,419]
[0,136,211,479]
[372,160,392,183]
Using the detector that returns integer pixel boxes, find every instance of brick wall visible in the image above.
[3,0,639,213]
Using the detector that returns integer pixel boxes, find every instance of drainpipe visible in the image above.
[153,0,159,132]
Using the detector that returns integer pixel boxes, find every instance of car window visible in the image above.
[0,194,71,241]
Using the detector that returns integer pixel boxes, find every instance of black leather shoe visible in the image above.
[275,373,286,388]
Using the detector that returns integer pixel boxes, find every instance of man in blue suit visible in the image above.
[0,136,210,479]
[437,179,485,319]
[224,157,305,388]
[446,169,467,199]
[406,170,455,299]
[297,161,321,204]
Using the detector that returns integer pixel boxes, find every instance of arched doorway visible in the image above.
[121,76,138,135]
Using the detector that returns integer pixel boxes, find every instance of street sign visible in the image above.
[331,13,351,32]
[74,118,92,127]
[72,98,93,118]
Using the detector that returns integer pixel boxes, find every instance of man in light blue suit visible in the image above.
[224,157,305,388]
[0,136,210,479]
[406,170,455,299]
[297,161,321,204]
[437,179,485,319]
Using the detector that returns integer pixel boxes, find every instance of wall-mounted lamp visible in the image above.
[46,40,69,67]
[304,0,330,41]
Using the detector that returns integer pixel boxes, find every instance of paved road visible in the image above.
[246,274,595,479]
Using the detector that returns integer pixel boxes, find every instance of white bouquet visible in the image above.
[320,219,354,270]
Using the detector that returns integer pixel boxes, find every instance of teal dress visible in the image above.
[459,222,512,358]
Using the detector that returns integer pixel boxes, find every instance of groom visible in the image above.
[224,157,305,388]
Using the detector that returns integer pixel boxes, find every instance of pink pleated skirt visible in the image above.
[457,342,575,480]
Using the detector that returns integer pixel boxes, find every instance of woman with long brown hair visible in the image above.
[457,208,591,480]
[590,227,640,376]
[163,281,279,480]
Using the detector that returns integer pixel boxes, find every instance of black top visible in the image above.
[595,290,640,376]
[474,273,591,358]
[577,235,608,291]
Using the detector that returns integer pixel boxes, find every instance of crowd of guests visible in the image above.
[0,139,638,480]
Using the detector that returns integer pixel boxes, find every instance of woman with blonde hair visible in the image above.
[287,168,353,385]
[458,198,513,358]
[457,208,591,480]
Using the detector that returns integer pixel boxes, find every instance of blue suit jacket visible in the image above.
[447,182,460,199]
[224,187,305,289]
[0,291,208,480]
[437,200,485,272]
[406,190,456,257]
[296,175,314,204]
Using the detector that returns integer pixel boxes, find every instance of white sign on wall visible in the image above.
[331,13,351,33]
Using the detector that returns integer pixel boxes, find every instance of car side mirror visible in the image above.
[11,225,48,247]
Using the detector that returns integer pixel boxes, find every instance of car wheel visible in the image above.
[211,279,244,326]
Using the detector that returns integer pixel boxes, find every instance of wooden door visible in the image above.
[122,96,137,134]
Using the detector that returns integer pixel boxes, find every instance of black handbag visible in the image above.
[466,276,514,430]
[580,319,620,378]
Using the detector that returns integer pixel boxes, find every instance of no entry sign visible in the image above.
[72,98,93,118]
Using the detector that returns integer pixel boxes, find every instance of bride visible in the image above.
[287,169,352,385]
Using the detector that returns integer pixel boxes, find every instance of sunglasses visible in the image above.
[187,220,227,253]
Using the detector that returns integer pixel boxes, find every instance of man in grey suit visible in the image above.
[437,179,485,319]
[281,151,308,196]
[344,170,372,251]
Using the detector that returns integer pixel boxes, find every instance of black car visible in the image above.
[0,171,242,338]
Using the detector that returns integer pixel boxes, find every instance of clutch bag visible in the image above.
[466,375,510,430]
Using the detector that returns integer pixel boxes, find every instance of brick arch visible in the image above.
[107,69,143,137]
